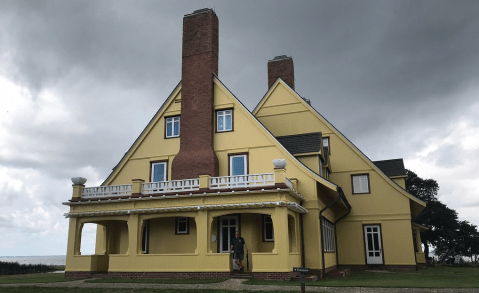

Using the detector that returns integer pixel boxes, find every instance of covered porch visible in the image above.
[65,195,306,278]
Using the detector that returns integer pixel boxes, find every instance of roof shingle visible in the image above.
[276,132,322,154]
[373,159,406,177]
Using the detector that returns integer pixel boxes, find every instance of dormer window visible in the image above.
[165,116,180,138]
[217,109,233,132]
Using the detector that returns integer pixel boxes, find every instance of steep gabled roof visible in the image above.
[253,78,426,216]
[373,159,406,177]
[276,132,322,154]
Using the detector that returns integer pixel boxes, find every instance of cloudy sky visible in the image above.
[1,0,478,256]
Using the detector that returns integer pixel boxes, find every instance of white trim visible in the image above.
[151,162,168,182]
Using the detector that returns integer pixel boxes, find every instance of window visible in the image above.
[263,215,274,241]
[151,161,167,182]
[165,116,180,138]
[322,218,335,252]
[176,217,189,234]
[322,137,330,154]
[217,109,233,132]
[326,169,330,180]
[319,159,323,177]
[229,154,247,176]
[141,219,150,254]
[352,174,370,194]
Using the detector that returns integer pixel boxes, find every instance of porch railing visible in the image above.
[209,173,275,189]
[79,173,292,199]
[82,184,132,199]
[142,179,200,194]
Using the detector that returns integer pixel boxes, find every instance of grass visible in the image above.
[0,288,303,293]
[244,266,479,288]
[0,273,70,284]
[85,277,229,284]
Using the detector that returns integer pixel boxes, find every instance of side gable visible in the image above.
[212,76,339,196]
[253,79,426,216]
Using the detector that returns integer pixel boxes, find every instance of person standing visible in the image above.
[230,231,247,272]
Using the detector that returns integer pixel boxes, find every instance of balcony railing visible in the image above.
[82,184,132,199]
[209,173,275,189]
[142,179,200,194]
[79,173,287,199]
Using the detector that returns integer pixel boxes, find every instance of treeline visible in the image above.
[0,261,52,275]
[406,170,479,264]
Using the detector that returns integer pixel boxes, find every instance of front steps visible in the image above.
[325,268,350,278]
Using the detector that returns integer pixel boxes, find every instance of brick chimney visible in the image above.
[268,55,294,90]
[171,8,219,180]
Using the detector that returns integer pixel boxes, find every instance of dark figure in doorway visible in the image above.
[229,231,247,272]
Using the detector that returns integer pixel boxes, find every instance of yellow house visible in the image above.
[64,8,427,280]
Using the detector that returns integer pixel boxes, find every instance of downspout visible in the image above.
[333,187,351,268]
[300,200,306,267]
[319,186,343,277]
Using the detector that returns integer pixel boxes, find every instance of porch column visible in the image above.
[127,214,139,256]
[272,206,290,256]
[196,210,209,256]
[66,217,81,257]
[414,229,422,253]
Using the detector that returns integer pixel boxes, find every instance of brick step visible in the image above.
[326,268,350,278]
[230,272,254,279]
[290,275,319,281]
[91,273,109,279]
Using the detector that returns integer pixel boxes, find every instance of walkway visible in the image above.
[1,278,478,292]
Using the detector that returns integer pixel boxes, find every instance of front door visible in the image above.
[219,215,239,253]
[364,225,383,264]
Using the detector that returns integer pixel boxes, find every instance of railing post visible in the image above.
[132,179,145,196]
[71,177,86,201]
[289,178,298,190]
[273,159,287,188]
[199,175,211,191]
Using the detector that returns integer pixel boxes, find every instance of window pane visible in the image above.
[167,122,172,137]
[153,164,165,182]
[178,222,187,232]
[222,227,229,251]
[232,156,245,176]
[225,114,232,130]
[218,115,224,131]
[230,219,236,225]
[174,120,179,136]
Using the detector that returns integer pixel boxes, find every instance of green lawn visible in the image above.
[0,273,70,284]
[0,288,302,293]
[244,266,479,288]
[85,277,229,284]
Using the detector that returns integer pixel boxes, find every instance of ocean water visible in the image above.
[0,255,66,266]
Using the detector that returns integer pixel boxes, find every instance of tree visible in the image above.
[406,170,459,260]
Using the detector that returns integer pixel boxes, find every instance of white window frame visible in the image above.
[229,154,247,176]
[263,215,274,242]
[217,109,233,132]
[322,137,330,154]
[151,162,167,182]
[176,217,189,234]
[322,217,335,252]
[352,174,370,194]
[165,116,180,138]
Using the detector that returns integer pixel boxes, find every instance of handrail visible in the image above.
[209,173,275,189]
[81,184,132,199]
[142,178,200,194]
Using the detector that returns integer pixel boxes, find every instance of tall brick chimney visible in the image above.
[171,8,219,180]
[267,55,294,90]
